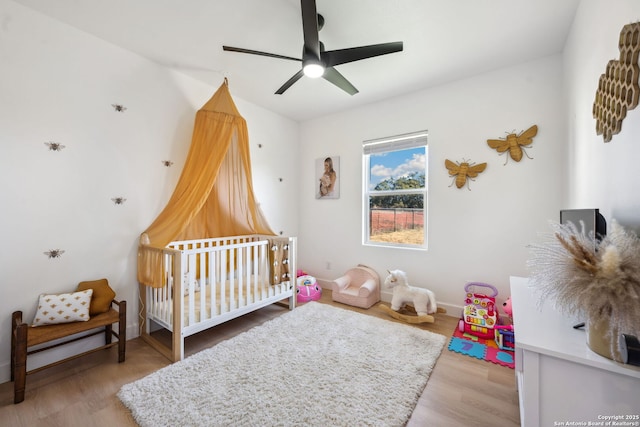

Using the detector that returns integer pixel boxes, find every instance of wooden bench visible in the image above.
[11,299,126,404]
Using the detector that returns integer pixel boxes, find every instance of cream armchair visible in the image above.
[332,264,380,309]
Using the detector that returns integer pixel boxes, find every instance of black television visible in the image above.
[560,208,607,240]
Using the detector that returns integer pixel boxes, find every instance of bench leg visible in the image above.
[13,323,27,404]
[105,324,113,345]
[11,312,21,382]
[118,300,126,363]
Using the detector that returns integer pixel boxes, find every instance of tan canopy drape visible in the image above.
[137,79,275,287]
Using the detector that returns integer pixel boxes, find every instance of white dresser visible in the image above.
[510,276,640,426]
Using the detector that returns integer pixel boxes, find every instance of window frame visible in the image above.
[362,130,428,250]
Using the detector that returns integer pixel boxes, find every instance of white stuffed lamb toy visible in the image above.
[384,269,437,316]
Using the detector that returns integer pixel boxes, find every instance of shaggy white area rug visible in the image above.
[118,302,445,427]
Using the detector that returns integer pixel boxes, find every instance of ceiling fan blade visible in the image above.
[323,42,403,67]
[223,46,301,62]
[322,67,358,95]
[275,69,305,95]
[300,0,321,60]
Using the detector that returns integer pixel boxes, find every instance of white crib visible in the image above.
[139,234,296,361]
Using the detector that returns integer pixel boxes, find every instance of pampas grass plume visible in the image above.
[528,219,640,361]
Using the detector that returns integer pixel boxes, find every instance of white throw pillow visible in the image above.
[31,289,93,327]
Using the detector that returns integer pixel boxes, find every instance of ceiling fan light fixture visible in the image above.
[222,0,403,94]
[303,62,325,78]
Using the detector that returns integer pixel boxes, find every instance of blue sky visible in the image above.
[369,147,427,188]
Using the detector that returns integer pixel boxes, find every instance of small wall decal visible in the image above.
[111,104,127,112]
[487,124,538,165]
[44,249,65,259]
[161,160,174,167]
[445,159,487,190]
[44,141,66,151]
[111,197,127,205]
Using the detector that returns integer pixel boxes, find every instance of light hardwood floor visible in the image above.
[0,291,521,426]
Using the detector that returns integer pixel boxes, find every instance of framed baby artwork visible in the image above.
[316,156,340,199]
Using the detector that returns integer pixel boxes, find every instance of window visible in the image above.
[363,131,428,249]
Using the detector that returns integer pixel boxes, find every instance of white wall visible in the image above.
[0,0,298,382]
[298,55,566,311]
[564,0,640,232]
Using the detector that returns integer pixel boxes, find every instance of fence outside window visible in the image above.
[370,208,424,234]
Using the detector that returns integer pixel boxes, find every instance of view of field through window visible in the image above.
[366,144,427,246]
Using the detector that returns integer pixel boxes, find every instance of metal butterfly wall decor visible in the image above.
[487,124,538,165]
[111,197,127,205]
[111,104,127,112]
[445,159,487,190]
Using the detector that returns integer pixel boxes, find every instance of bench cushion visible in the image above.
[27,307,120,347]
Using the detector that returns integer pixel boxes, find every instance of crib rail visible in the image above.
[143,235,296,361]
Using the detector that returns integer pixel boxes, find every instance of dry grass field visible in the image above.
[370,208,424,244]
[370,227,424,245]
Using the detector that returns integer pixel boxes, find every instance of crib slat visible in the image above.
[229,247,236,310]
[200,251,207,322]
[263,243,270,300]
[248,245,255,304]
[251,244,257,304]
[187,253,196,326]
[237,246,244,308]
[209,249,217,317]
[220,249,227,314]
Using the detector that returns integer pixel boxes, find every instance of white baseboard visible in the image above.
[0,361,9,385]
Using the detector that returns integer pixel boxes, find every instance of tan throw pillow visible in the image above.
[32,290,93,327]
[77,279,116,316]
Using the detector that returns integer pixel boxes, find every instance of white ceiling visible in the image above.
[13,0,580,122]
